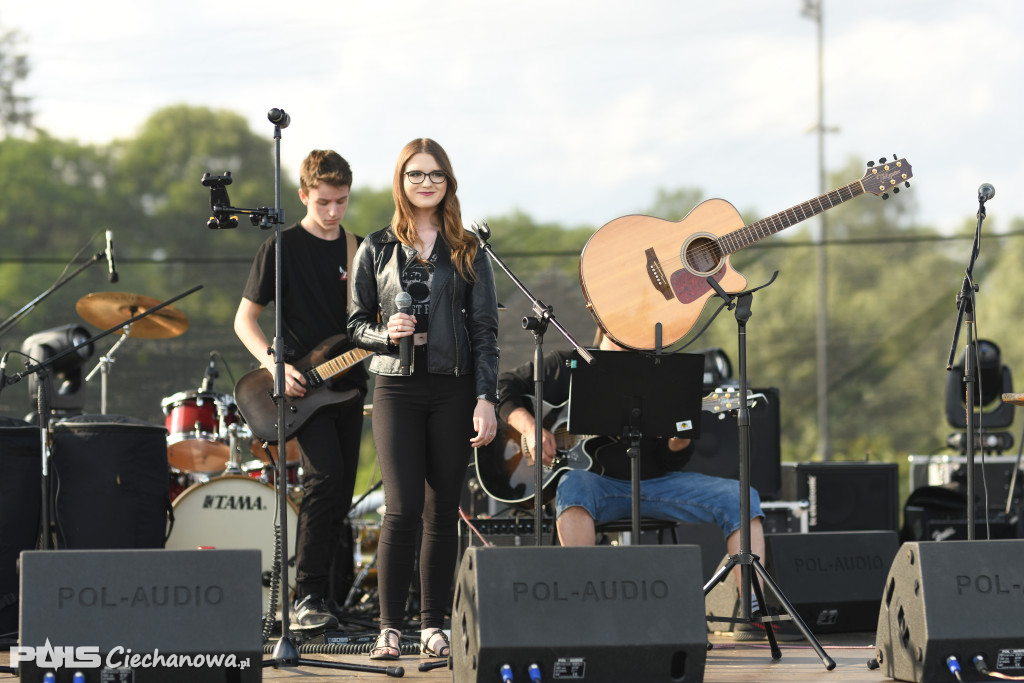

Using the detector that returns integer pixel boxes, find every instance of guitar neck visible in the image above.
[717,179,866,256]
[314,347,373,381]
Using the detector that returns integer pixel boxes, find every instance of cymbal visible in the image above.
[75,292,190,339]
[1002,393,1024,406]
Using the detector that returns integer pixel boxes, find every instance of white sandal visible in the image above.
[420,628,450,658]
[369,628,402,660]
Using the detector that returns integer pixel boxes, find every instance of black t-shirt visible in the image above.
[241,223,367,390]
[496,349,692,481]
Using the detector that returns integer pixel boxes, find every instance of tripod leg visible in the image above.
[702,556,739,595]
[748,574,781,660]
[751,560,836,671]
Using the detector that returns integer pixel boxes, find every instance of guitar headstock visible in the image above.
[701,389,767,414]
[862,156,913,199]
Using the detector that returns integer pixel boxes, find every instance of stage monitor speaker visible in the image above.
[452,546,707,683]
[18,549,261,682]
[875,540,1024,683]
[705,531,899,634]
[686,386,781,500]
[781,461,899,531]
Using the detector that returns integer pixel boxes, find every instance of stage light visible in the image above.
[20,324,94,412]
[693,347,733,389]
[945,338,1014,435]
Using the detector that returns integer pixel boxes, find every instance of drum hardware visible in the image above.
[75,292,190,414]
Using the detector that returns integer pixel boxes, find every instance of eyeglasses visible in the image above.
[404,170,447,184]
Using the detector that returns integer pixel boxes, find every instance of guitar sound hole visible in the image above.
[682,236,723,275]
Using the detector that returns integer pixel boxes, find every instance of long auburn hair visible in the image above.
[391,138,477,281]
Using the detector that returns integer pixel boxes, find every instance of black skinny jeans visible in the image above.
[293,399,364,600]
[372,346,475,630]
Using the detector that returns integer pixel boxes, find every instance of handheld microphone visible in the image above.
[268,108,291,129]
[200,352,218,392]
[105,230,119,283]
[978,183,996,203]
[395,291,413,376]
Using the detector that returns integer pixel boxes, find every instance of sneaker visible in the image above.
[292,593,340,632]
[733,609,803,642]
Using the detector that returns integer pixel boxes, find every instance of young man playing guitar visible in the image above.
[234,149,367,631]
[496,328,794,641]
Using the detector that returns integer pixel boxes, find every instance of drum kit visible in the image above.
[75,291,304,603]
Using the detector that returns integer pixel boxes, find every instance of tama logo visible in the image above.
[202,494,266,510]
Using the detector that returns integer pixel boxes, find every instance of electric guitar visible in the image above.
[579,157,913,350]
[234,333,372,443]
[474,388,760,506]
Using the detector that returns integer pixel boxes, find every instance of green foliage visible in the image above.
[0,26,32,133]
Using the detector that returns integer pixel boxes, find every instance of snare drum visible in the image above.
[161,390,238,473]
[165,475,298,605]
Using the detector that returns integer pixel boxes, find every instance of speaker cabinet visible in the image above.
[781,462,899,531]
[18,549,262,682]
[452,546,707,683]
[52,415,169,549]
[0,417,40,635]
[686,386,781,500]
[875,540,1024,683]
[706,531,899,634]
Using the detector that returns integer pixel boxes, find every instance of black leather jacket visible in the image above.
[347,225,500,400]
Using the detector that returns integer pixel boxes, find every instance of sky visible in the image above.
[2,0,1022,236]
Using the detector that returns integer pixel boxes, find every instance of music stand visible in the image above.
[566,349,704,539]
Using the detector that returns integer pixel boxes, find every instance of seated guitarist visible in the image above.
[497,328,793,641]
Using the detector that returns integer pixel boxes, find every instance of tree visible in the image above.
[0,25,33,135]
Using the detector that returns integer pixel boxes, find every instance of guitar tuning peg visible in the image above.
[866,160,875,167]
[904,181,911,188]
[878,157,888,164]
[893,187,900,194]
[882,192,890,200]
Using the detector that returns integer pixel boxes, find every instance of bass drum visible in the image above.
[165,475,297,606]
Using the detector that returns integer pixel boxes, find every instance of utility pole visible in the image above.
[801,0,835,460]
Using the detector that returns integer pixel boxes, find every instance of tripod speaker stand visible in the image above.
[700,273,835,670]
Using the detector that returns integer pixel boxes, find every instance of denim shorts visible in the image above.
[555,469,763,538]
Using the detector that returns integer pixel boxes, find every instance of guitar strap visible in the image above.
[344,229,358,314]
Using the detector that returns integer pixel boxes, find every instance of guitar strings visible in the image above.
[648,180,863,273]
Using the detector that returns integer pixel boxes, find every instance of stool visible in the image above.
[594,518,679,545]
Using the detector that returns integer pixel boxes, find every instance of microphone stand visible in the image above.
[206,109,401,678]
[0,239,108,349]
[700,272,835,671]
[1,285,204,550]
[944,189,992,540]
[470,221,594,547]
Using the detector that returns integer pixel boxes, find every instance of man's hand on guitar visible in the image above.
[269,361,307,397]
[522,428,557,467]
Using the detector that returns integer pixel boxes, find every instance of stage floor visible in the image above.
[1,632,892,682]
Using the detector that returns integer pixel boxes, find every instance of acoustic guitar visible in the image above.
[579,157,913,350]
[234,333,372,443]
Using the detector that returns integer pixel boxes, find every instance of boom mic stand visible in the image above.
[470,221,594,546]
[1,285,203,551]
[700,272,835,671]
[944,184,995,540]
[204,109,401,678]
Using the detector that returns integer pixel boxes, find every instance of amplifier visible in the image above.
[782,462,899,531]
[459,516,556,566]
